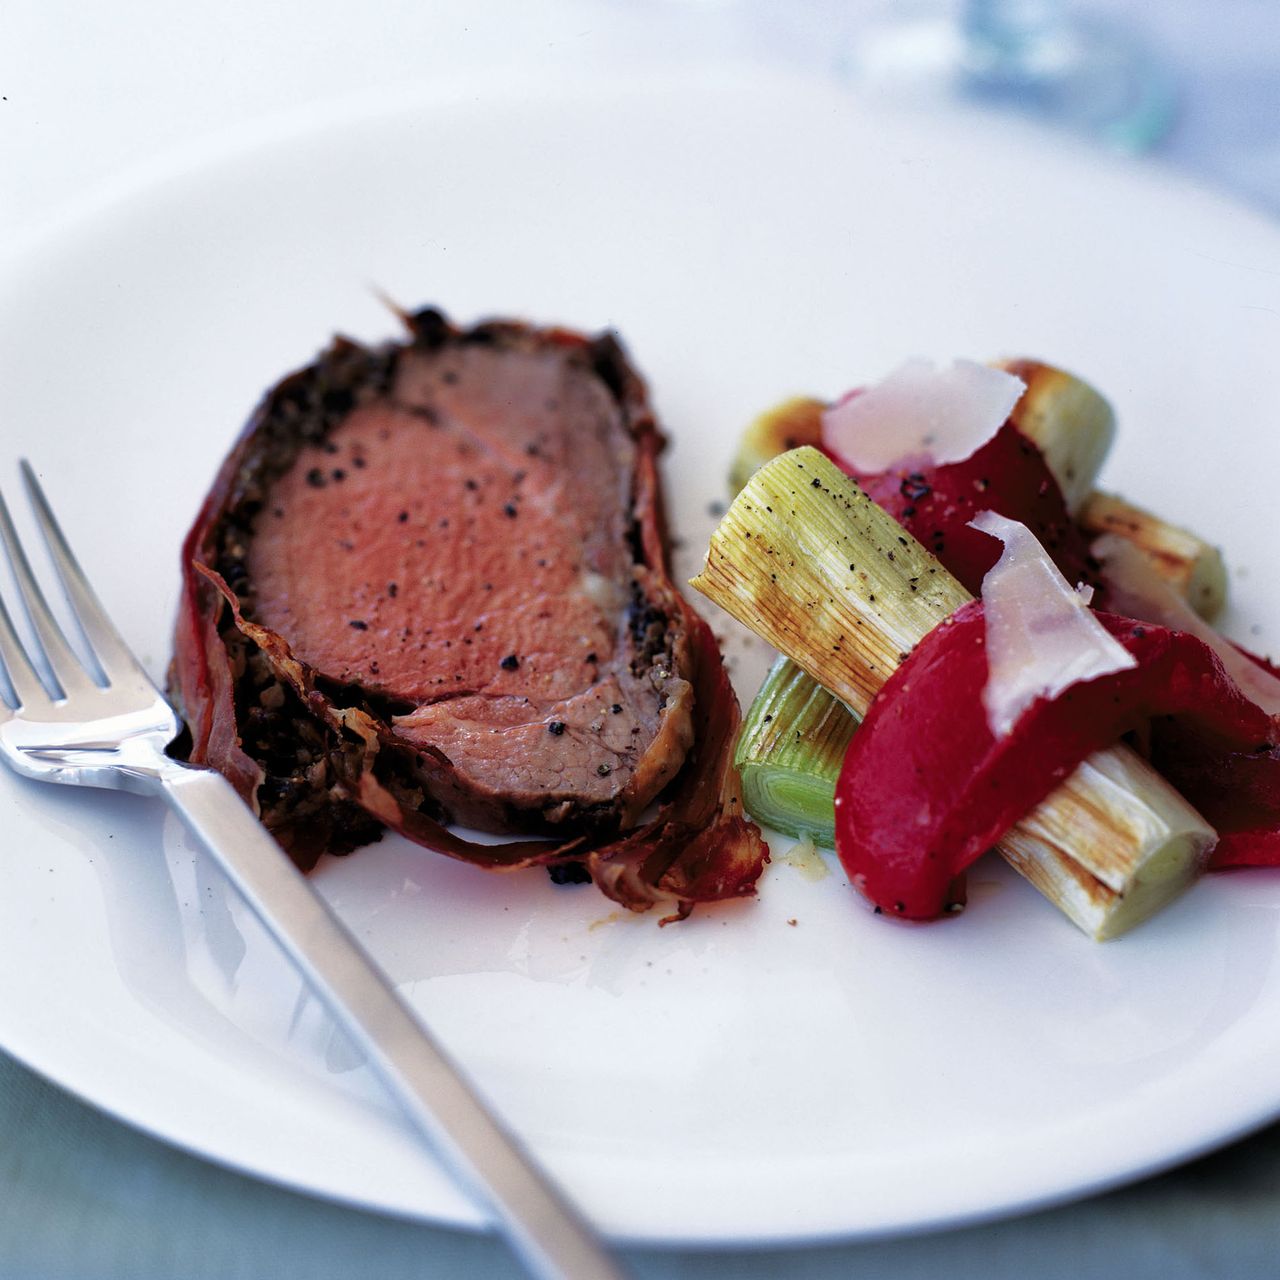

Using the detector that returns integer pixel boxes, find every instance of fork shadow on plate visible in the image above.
[6,776,380,1091]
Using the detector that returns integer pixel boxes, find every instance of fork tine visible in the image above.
[0,579,47,710]
[18,462,153,692]
[0,479,99,700]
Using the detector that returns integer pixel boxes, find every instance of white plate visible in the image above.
[2,66,1280,1248]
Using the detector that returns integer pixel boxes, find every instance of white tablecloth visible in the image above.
[3,2,1279,1276]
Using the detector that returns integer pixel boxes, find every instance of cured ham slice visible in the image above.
[171,309,767,915]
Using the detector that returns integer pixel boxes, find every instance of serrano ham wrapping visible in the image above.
[171,309,767,916]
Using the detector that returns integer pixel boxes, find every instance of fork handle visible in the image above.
[161,765,628,1280]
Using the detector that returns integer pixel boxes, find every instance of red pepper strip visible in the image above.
[834,601,1280,919]
[825,421,1097,597]
[1150,722,1280,868]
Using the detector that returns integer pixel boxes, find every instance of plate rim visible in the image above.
[3,62,1280,1249]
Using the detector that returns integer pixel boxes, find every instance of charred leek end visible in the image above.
[999,748,1212,940]
[994,358,1116,515]
[728,396,825,496]
[735,655,858,846]
[991,362,1227,617]
[1080,490,1228,621]
[694,448,969,713]
[692,447,1216,939]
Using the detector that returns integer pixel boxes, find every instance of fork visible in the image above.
[0,461,628,1280]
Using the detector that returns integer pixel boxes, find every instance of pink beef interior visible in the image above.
[246,340,686,823]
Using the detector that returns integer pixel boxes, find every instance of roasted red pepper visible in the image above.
[826,420,1097,596]
[834,603,1280,919]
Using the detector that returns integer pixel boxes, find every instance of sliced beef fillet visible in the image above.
[171,309,768,916]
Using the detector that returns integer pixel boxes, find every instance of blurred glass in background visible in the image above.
[643,0,1280,213]
[848,0,1174,151]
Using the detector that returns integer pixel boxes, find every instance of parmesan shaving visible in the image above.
[821,358,1025,472]
[1095,533,1280,717]
[972,512,1137,738]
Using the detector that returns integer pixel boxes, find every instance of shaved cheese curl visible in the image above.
[973,513,1136,737]
[821,358,1026,472]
